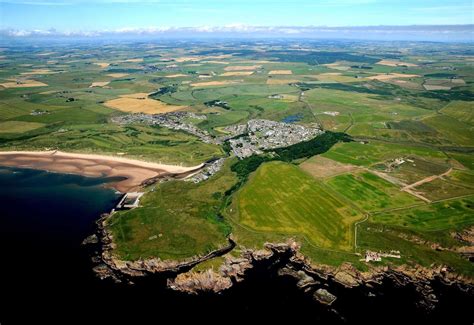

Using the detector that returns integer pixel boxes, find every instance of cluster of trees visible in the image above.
[228,131,352,184]
[149,85,178,99]
[272,131,352,162]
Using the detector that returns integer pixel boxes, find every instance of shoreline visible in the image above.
[93,220,474,311]
[0,150,204,192]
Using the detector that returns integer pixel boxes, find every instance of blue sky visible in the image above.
[1,0,472,32]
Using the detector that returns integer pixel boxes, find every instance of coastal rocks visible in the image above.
[165,253,254,294]
[333,263,363,288]
[92,264,122,283]
[81,234,98,245]
[167,241,297,294]
[278,267,319,290]
[313,288,337,305]
[220,256,254,282]
[97,212,237,281]
[453,225,474,245]
[251,248,273,261]
[167,269,233,294]
[95,210,473,316]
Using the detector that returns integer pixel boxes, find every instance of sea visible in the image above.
[0,166,472,324]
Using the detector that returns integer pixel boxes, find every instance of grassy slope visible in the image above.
[0,123,223,165]
[2,43,473,276]
[371,196,474,231]
[322,140,447,166]
[107,159,238,261]
[228,161,363,251]
[326,171,421,211]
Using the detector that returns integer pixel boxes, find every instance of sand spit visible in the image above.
[0,151,203,192]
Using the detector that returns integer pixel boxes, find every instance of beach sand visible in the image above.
[0,151,203,192]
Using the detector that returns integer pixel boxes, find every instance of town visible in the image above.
[111,112,219,144]
[111,113,323,160]
[227,119,323,158]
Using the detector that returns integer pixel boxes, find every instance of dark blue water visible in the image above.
[0,167,121,322]
[282,114,303,123]
[0,167,472,324]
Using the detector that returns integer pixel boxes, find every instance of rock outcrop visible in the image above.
[93,212,473,312]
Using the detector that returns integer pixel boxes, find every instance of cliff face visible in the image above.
[91,213,473,313]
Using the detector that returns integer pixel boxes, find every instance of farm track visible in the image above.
[298,91,324,129]
[353,136,474,156]
[343,112,354,133]
[402,168,453,191]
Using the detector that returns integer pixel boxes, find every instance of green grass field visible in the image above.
[322,140,447,167]
[1,41,473,276]
[358,222,474,277]
[228,161,363,251]
[0,121,46,133]
[0,123,223,165]
[370,196,474,231]
[107,159,238,261]
[326,171,421,211]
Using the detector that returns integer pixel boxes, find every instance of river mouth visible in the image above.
[1,166,472,323]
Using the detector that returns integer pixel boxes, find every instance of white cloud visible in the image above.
[1,25,472,41]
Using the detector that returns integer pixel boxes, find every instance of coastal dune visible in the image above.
[0,151,204,192]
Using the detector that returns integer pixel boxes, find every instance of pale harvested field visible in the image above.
[0,80,48,88]
[165,74,188,78]
[89,81,110,88]
[191,80,242,87]
[201,61,229,65]
[423,84,451,91]
[314,73,363,83]
[389,79,423,90]
[174,57,200,63]
[268,70,292,75]
[367,73,419,81]
[205,54,233,59]
[236,60,273,64]
[123,58,143,63]
[94,62,110,68]
[104,93,186,114]
[451,78,466,84]
[120,93,149,99]
[20,69,59,75]
[322,63,350,71]
[107,73,129,78]
[220,71,254,76]
[377,60,418,67]
[0,151,203,192]
[224,65,261,71]
[174,55,232,63]
[36,52,56,56]
[266,78,299,85]
[300,156,359,178]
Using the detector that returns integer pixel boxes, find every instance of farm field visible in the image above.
[0,39,472,278]
[370,196,474,232]
[228,161,363,251]
[326,171,421,211]
[108,159,237,260]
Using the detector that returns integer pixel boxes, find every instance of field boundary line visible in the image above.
[354,214,369,252]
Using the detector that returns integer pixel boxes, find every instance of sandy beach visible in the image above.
[0,151,204,192]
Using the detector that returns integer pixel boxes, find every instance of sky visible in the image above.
[0,0,473,40]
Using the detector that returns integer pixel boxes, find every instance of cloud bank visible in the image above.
[1,25,473,41]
